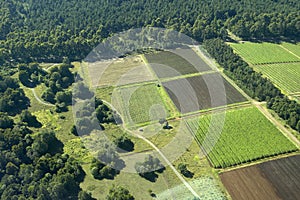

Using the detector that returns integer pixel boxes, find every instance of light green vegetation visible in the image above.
[254,63,300,94]
[90,56,154,87]
[157,176,227,200]
[281,42,300,57]
[229,42,300,64]
[186,106,298,168]
[112,83,171,126]
[95,86,114,103]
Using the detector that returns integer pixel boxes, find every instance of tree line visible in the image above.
[204,38,300,132]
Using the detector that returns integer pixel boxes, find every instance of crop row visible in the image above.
[255,63,300,94]
[186,107,298,168]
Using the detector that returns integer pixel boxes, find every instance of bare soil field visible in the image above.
[145,48,213,78]
[162,73,247,114]
[220,155,300,200]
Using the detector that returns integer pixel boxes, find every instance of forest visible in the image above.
[0,0,299,63]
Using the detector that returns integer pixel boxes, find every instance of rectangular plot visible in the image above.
[89,56,155,87]
[162,73,247,114]
[112,84,170,126]
[145,48,212,78]
[220,155,300,200]
[229,42,300,65]
[255,63,300,94]
[186,107,298,168]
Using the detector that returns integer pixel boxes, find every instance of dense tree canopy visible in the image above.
[0,0,298,63]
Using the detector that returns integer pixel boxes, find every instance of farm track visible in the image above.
[101,99,201,199]
[194,45,300,145]
[254,101,300,148]
[31,88,55,107]
[279,45,300,60]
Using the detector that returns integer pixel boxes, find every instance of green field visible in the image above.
[112,83,171,126]
[254,63,300,94]
[186,106,298,168]
[229,42,300,65]
[281,42,300,57]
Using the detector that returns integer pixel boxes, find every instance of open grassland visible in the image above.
[80,131,229,200]
[186,106,298,168]
[229,42,300,65]
[112,83,171,126]
[220,155,300,200]
[145,49,210,78]
[254,63,300,94]
[89,56,155,87]
[162,73,247,114]
[281,42,300,57]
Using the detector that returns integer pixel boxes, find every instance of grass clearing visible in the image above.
[229,42,300,65]
[254,63,300,94]
[186,106,298,168]
[89,56,154,87]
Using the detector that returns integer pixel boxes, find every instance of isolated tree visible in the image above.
[114,135,134,152]
[42,88,56,104]
[106,185,134,200]
[20,110,42,128]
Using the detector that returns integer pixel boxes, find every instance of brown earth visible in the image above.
[220,155,300,200]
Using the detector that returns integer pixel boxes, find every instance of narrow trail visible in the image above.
[253,101,300,148]
[101,99,200,199]
[279,45,300,60]
[31,88,55,106]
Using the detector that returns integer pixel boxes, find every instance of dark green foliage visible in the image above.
[70,125,78,136]
[41,89,56,104]
[204,38,300,133]
[0,126,85,199]
[78,191,96,200]
[106,185,134,200]
[0,0,298,63]
[20,110,42,128]
[90,158,118,180]
[0,88,30,116]
[36,63,75,109]
[114,135,134,152]
[177,163,194,178]
[0,113,14,129]
[0,75,29,116]
[18,63,46,88]
[135,155,164,182]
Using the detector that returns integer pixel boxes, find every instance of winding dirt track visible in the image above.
[101,100,200,199]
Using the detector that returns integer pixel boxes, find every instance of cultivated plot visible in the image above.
[162,73,247,114]
[255,63,300,94]
[145,48,212,78]
[229,42,300,65]
[112,83,170,126]
[186,107,298,168]
[88,56,155,87]
[220,155,300,200]
[281,42,300,57]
